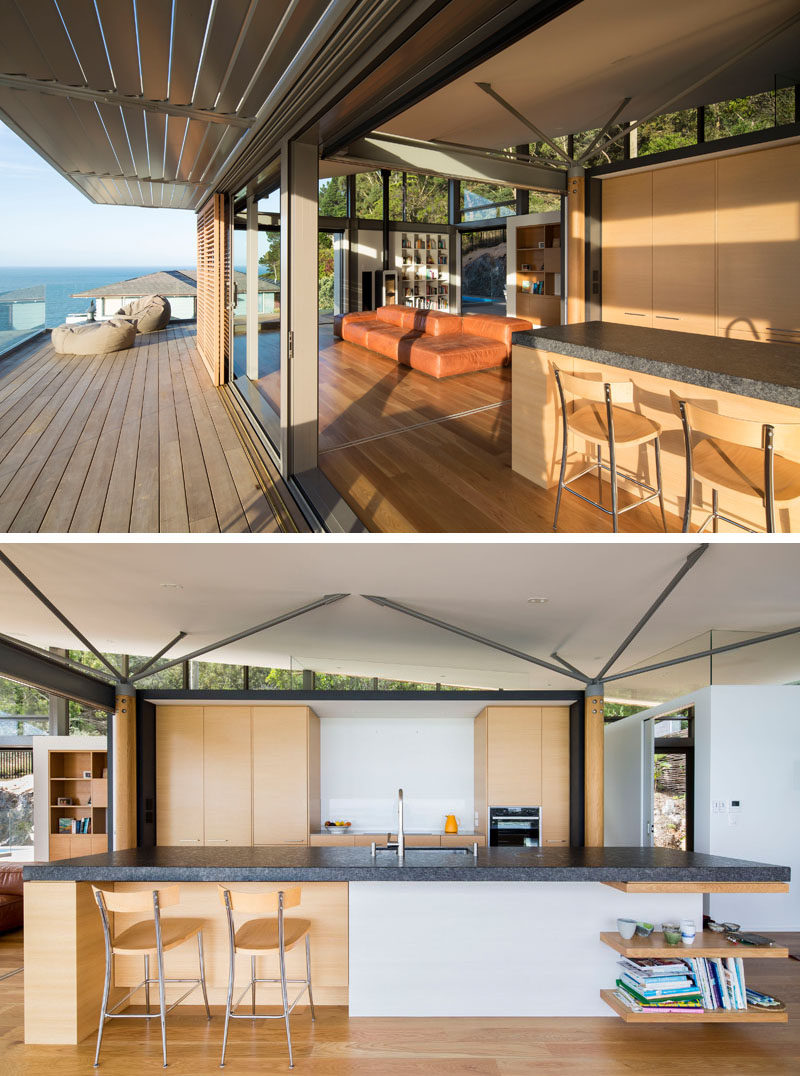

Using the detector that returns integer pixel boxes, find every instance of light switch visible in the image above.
[712,800,725,813]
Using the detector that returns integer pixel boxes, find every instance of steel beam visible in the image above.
[475,83,575,165]
[602,624,800,685]
[550,651,591,682]
[0,74,253,127]
[575,97,632,164]
[0,550,123,679]
[0,636,116,711]
[361,595,589,683]
[129,632,188,679]
[331,132,566,193]
[595,545,708,680]
[128,594,349,682]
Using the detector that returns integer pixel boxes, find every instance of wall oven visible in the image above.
[489,807,541,847]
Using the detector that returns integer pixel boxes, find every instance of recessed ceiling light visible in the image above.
[527,597,548,604]
[160,583,183,590]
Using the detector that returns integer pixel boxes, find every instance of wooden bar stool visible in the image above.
[92,885,210,1068]
[551,363,667,532]
[218,885,315,1069]
[671,392,800,532]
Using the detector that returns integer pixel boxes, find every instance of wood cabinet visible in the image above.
[541,707,571,845]
[252,706,318,846]
[475,706,570,841]
[203,707,252,845]
[602,143,800,342]
[652,160,716,336]
[507,211,563,326]
[156,706,204,845]
[601,172,653,327]
[156,705,319,847]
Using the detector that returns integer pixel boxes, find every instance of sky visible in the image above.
[0,123,197,267]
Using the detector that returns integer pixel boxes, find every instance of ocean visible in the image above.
[0,266,196,327]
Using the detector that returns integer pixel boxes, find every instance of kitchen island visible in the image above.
[510,322,800,530]
[23,846,790,1039]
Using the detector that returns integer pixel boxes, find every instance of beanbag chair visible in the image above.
[51,318,137,355]
[115,294,171,333]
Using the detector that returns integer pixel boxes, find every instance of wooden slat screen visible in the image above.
[196,192,229,385]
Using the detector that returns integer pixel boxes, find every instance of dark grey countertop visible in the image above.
[511,322,800,408]
[23,846,791,883]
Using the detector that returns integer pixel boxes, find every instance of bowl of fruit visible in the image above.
[324,820,352,832]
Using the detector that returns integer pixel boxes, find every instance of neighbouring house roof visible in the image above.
[0,285,46,302]
[72,269,278,299]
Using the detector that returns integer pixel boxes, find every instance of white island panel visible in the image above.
[349,881,701,1016]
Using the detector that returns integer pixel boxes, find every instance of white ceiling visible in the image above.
[381,0,800,149]
[1,540,798,701]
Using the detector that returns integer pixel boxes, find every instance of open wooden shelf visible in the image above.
[602,881,789,894]
[600,931,788,959]
[601,989,787,1023]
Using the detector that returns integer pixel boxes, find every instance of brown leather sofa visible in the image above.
[334,305,531,378]
[0,862,23,933]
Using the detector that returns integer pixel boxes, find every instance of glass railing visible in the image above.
[0,283,47,358]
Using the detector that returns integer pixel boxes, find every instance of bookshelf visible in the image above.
[397,231,450,311]
[600,931,789,1023]
[48,747,108,860]
[514,221,561,325]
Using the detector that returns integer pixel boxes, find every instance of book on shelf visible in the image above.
[616,957,691,981]
[687,957,748,1011]
[618,972,696,997]
[614,982,704,1013]
[616,979,702,1008]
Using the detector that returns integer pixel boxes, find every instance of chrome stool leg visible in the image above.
[279,943,293,1068]
[654,438,667,531]
[156,934,168,1067]
[712,488,719,533]
[305,935,316,1021]
[251,955,256,1016]
[144,954,150,1014]
[220,941,235,1068]
[93,949,112,1067]
[198,933,211,1020]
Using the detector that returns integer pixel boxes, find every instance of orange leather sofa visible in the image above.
[0,863,23,933]
[334,305,531,378]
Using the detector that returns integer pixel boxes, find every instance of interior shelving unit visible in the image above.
[515,221,562,325]
[398,232,450,311]
[600,931,789,1024]
[49,747,108,860]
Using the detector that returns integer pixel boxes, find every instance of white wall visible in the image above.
[320,715,474,832]
[604,686,799,929]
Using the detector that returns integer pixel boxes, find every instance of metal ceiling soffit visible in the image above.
[602,624,800,686]
[360,595,590,684]
[0,550,124,680]
[587,8,800,162]
[127,594,350,683]
[594,544,708,681]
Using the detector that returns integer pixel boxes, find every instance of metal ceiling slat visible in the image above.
[176,118,209,181]
[144,110,167,179]
[14,0,86,85]
[94,0,141,95]
[187,122,228,180]
[163,115,188,181]
[197,124,246,183]
[120,104,150,177]
[135,0,172,102]
[213,0,285,113]
[68,97,124,175]
[55,0,115,89]
[192,0,251,109]
[0,90,86,172]
[78,174,115,204]
[169,0,213,104]
[0,2,52,77]
[236,1,329,117]
[95,103,136,175]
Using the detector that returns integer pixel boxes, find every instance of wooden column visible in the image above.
[584,689,604,846]
[113,689,137,851]
[566,169,586,324]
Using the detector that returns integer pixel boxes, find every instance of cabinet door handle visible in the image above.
[655,315,680,321]
[178,839,201,844]
[281,839,307,844]
[207,839,229,844]
[545,839,568,844]
[623,312,646,317]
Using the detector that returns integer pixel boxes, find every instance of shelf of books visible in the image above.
[49,748,108,861]
[398,232,450,311]
[601,933,788,1022]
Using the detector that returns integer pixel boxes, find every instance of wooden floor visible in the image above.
[317,331,681,533]
[0,325,294,533]
[2,929,798,1074]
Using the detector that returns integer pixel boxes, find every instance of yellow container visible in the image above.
[444,814,458,834]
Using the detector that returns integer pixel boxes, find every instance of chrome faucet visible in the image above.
[397,787,405,865]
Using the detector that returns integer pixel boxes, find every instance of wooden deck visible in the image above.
[0,325,299,533]
[317,330,682,533]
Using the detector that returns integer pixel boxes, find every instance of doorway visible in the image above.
[643,709,695,851]
[460,225,507,316]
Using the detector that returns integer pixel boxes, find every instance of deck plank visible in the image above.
[0,325,292,532]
